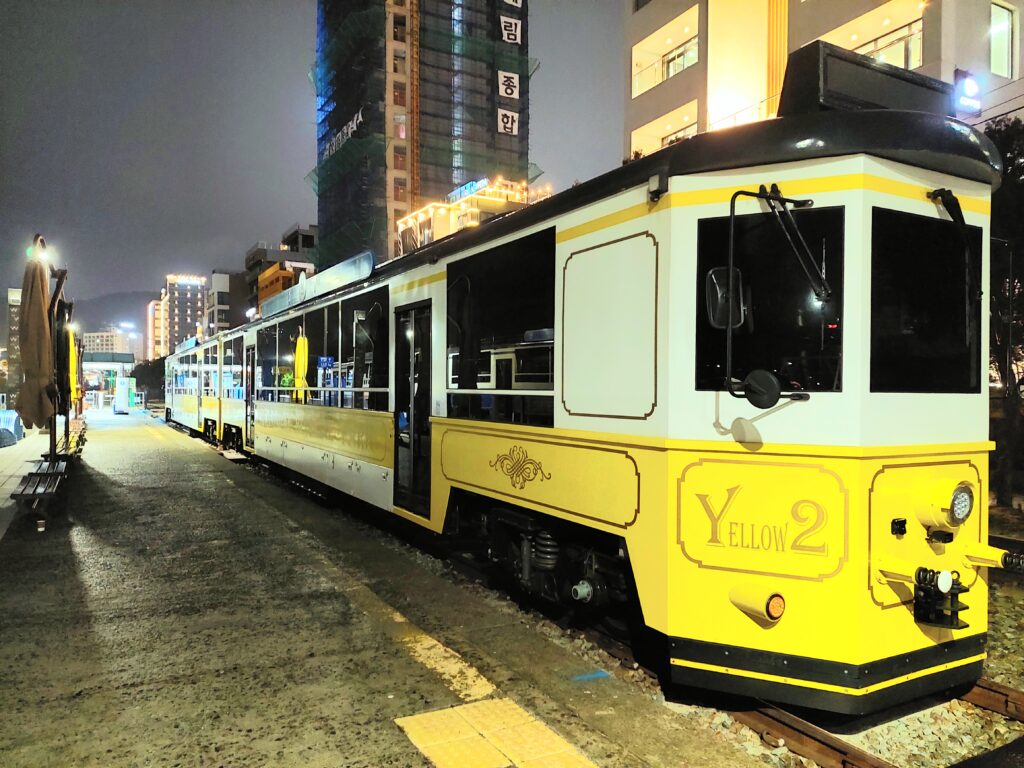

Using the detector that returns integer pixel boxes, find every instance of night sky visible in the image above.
[0,0,623,304]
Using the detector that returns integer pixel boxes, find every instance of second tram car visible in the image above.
[166,43,1024,714]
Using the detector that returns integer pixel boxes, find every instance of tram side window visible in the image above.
[341,286,389,410]
[187,353,199,395]
[202,346,217,397]
[870,208,982,393]
[326,302,341,390]
[695,207,845,392]
[277,316,303,402]
[303,307,337,406]
[256,324,277,401]
[447,228,556,426]
[222,337,244,399]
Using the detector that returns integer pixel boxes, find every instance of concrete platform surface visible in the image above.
[0,412,765,767]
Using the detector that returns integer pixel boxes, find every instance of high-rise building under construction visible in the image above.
[311,0,532,267]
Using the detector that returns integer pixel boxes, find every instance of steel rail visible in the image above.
[959,677,1024,722]
[728,705,899,768]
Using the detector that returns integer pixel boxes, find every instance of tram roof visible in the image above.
[377,107,1000,281]
[181,44,1002,344]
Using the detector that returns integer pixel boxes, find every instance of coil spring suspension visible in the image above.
[915,567,947,588]
[532,530,559,571]
[1003,552,1024,573]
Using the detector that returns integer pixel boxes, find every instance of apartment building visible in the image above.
[205,270,248,335]
[146,292,168,360]
[625,0,1024,157]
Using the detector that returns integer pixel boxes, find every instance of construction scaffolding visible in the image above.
[311,0,533,268]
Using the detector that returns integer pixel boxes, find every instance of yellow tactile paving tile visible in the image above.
[396,698,598,768]
[520,751,601,768]
[455,698,535,733]
[395,707,477,747]
[415,734,511,768]
[485,719,576,764]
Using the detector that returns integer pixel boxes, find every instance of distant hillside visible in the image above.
[70,291,159,333]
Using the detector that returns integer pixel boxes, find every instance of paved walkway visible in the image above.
[0,411,764,767]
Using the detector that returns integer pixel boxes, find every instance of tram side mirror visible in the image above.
[743,369,782,410]
[706,267,746,329]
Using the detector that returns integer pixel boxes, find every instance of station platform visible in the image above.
[0,411,766,767]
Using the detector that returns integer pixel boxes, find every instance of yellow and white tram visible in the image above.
[167,43,1023,713]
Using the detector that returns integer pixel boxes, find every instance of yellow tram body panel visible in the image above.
[200,395,220,431]
[220,398,245,441]
[430,417,992,710]
[174,395,200,430]
[255,401,395,469]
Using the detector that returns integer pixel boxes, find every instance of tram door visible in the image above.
[394,303,431,517]
[244,345,256,449]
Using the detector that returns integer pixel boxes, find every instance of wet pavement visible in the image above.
[0,411,766,768]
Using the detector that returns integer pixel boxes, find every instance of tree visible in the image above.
[130,356,166,400]
[984,118,1024,505]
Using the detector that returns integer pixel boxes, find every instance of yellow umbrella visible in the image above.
[68,328,78,406]
[294,330,308,403]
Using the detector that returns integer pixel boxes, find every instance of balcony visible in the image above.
[632,36,698,98]
[631,5,700,99]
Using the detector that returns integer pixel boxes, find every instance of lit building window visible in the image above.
[631,6,700,98]
[854,18,923,70]
[992,3,1014,78]
[630,99,699,157]
[393,114,407,140]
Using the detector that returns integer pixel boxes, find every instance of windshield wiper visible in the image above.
[762,183,832,302]
[724,184,828,408]
[928,187,982,389]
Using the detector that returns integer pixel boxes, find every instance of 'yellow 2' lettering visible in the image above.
[696,486,740,545]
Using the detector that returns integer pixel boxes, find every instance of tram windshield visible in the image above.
[695,206,845,392]
[870,208,982,393]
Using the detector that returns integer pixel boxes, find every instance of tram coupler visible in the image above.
[914,567,969,630]
[1003,551,1024,574]
[963,543,1023,572]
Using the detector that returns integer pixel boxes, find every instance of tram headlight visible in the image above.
[948,484,974,526]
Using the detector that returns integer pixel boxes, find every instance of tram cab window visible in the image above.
[256,324,277,401]
[447,228,556,426]
[870,208,981,393]
[695,207,844,392]
[341,286,389,411]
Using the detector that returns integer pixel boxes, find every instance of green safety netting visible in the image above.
[420,23,538,76]
[311,6,387,97]
[314,214,386,267]
[306,132,388,196]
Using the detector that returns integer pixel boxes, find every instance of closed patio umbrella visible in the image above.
[16,257,54,429]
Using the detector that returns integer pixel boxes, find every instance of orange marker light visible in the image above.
[766,594,786,621]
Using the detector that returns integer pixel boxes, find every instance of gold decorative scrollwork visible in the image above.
[490,444,551,490]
